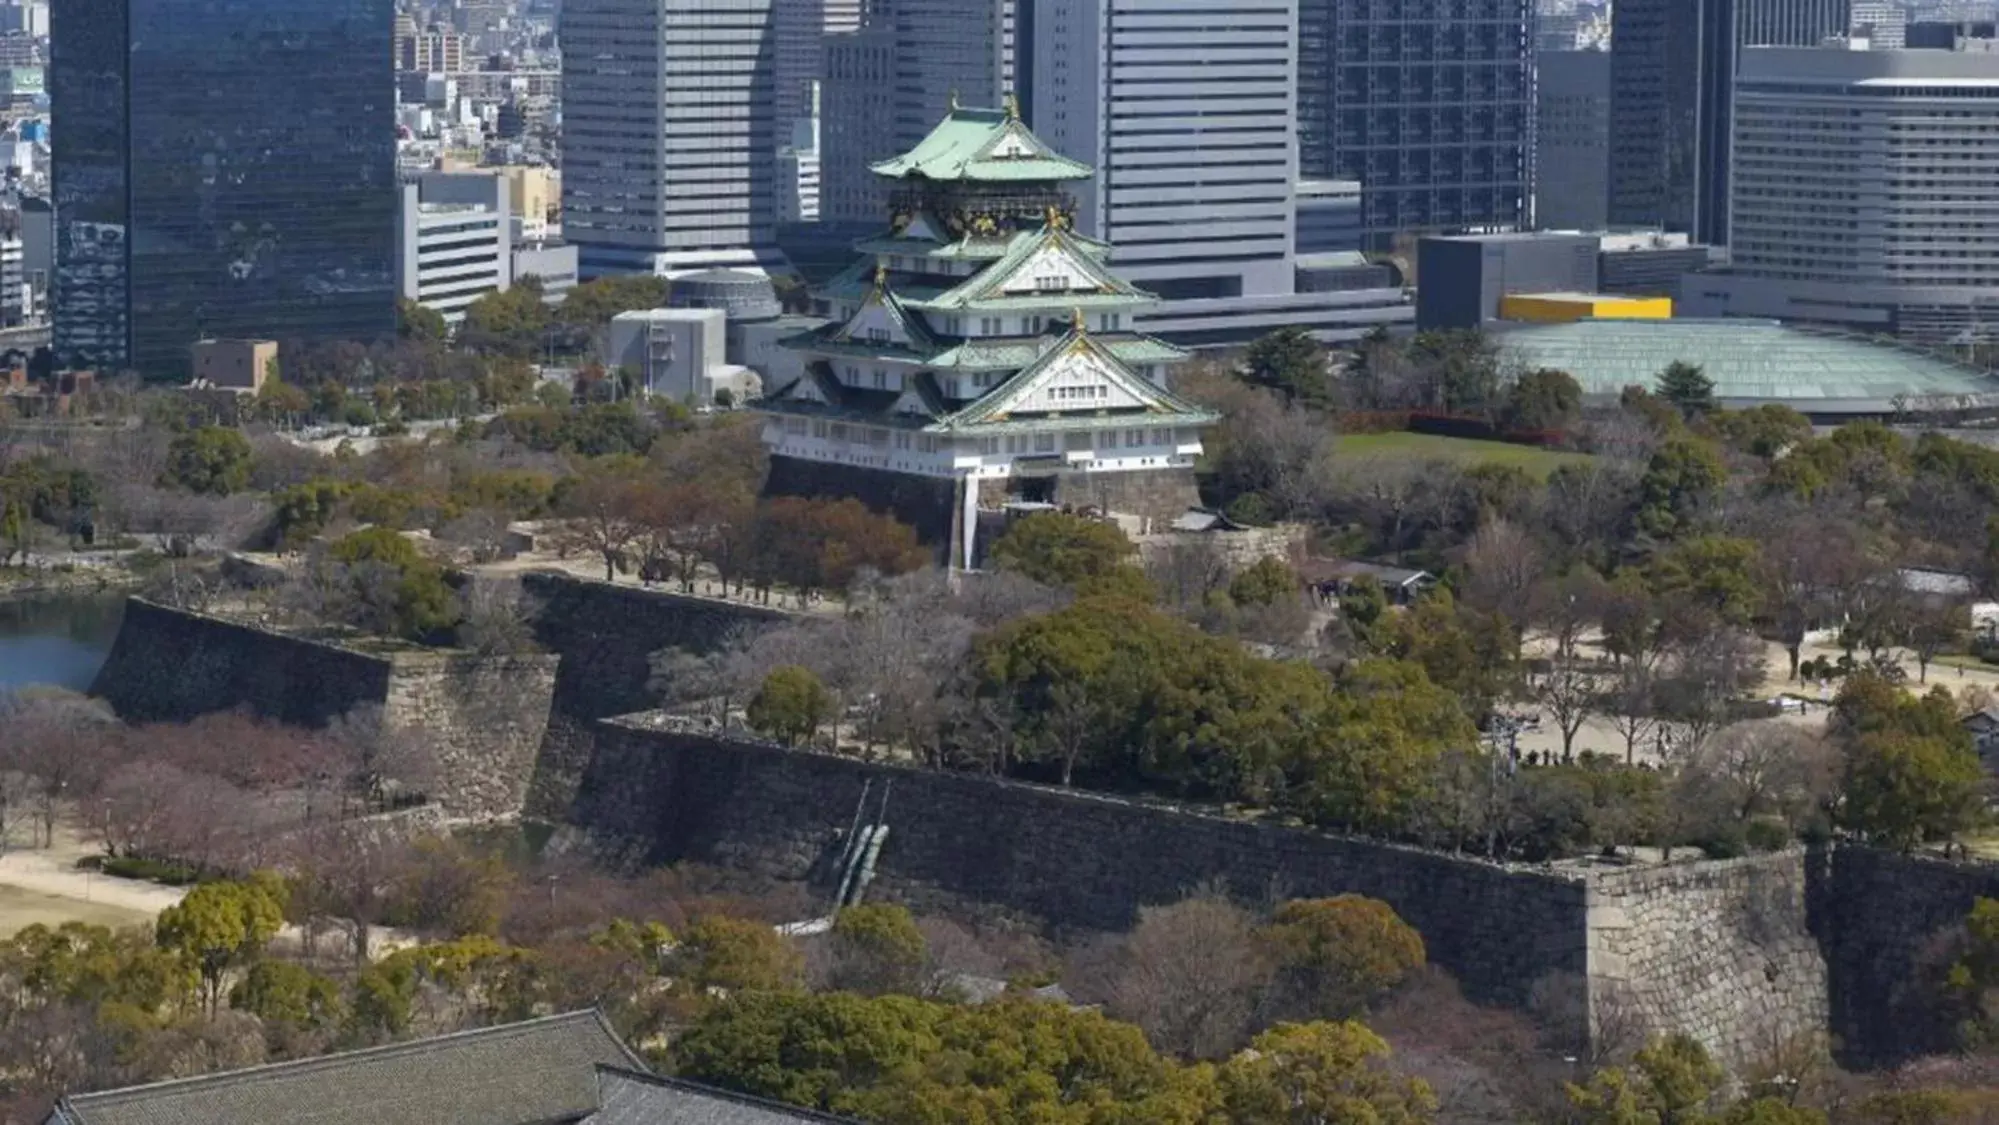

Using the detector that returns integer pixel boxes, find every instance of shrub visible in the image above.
[1259,895,1426,1019]
[746,666,833,747]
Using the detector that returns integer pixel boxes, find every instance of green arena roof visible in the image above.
[1494,318,1999,417]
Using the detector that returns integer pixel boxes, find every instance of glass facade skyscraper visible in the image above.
[1297,0,1536,249]
[52,0,395,377]
[1608,0,1848,245]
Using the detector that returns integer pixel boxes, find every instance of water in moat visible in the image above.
[0,594,124,693]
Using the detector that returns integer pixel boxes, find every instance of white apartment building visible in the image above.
[559,0,785,277]
[1682,42,1999,345]
[396,177,512,325]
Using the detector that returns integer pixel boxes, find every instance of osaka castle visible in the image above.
[759,98,1217,568]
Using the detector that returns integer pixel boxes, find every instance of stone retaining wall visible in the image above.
[517,572,792,820]
[1587,853,1829,1069]
[90,599,559,821]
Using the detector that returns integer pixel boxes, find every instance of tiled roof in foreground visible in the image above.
[51,1010,643,1125]
[582,1067,863,1125]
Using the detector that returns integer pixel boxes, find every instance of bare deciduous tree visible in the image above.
[1536,658,1603,765]
[1695,722,1839,825]
[1460,518,1545,637]
[1092,889,1271,1059]
[455,577,541,655]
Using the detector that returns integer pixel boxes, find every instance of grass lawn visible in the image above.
[0,884,149,936]
[1337,431,1593,479]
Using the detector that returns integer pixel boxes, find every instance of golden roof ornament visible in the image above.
[872,259,888,292]
[1044,204,1067,231]
[948,88,960,112]
[1072,307,1087,335]
[1003,92,1020,122]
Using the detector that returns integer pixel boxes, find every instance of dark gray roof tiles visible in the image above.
[582,1067,862,1125]
[51,1010,645,1125]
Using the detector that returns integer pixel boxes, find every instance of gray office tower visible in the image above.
[561,0,783,276]
[1607,0,1848,245]
[50,0,395,377]
[1025,0,1294,299]
[1536,48,1611,230]
[1297,0,1535,249]
[816,0,1004,226]
[1018,0,1411,343]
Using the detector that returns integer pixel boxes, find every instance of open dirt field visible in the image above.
[0,825,185,936]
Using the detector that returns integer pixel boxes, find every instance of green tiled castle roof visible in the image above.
[869,103,1093,183]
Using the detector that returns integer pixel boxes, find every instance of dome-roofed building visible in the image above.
[669,269,784,322]
[759,100,1217,565]
[1495,318,1999,419]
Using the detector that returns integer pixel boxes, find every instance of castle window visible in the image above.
[1036,273,1066,292]
[830,423,849,442]
[981,437,1001,454]
[872,369,887,389]
[896,432,911,450]
[865,327,889,343]
[1126,428,1145,447]
[812,420,829,438]
[784,418,807,436]
[1034,432,1056,453]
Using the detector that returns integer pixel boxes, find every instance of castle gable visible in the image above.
[994,242,1112,298]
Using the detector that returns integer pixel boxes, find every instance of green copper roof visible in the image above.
[870,104,1094,183]
[913,226,1150,311]
[946,323,1216,429]
[784,326,1189,371]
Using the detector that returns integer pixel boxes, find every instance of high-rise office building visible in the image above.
[51,0,395,376]
[1607,0,1849,245]
[560,0,783,277]
[889,0,1006,154]
[1017,0,1412,343]
[1536,48,1611,230]
[1297,0,1535,248]
[773,0,823,164]
[819,25,896,224]
[817,0,1005,229]
[1025,0,1294,299]
[1682,41,1999,346]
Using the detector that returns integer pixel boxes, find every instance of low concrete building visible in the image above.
[513,241,578,302]
[1417,232,1599,330]
[604,308,758,405]
[1596,232,1714,298]
[188,338,276,392]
